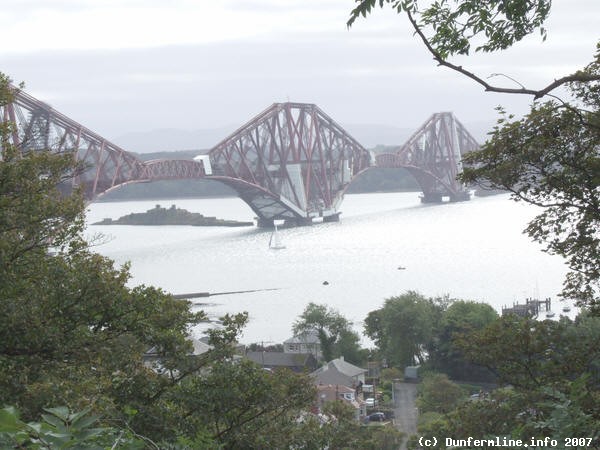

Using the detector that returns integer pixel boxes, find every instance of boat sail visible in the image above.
[269,224,286,250]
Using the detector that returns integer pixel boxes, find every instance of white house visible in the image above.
[283,329,322,359]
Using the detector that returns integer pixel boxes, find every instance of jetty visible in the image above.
[502,297,552,318]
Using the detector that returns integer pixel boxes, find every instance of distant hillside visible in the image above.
[111,120,492,154]
[112,126,236,153]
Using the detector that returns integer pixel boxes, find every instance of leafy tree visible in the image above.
[0,75,324,447]
[416,374,467,415]
[461,87,600,311]
[412,379,600,450]
[348,1,600,310]
[293,302,364,363]
[167,359,316,449]
[1,76,209,425]
[427,315,600,447]
[364,291,448,368]
[0,406,146,449]
[428,300,498,381]
[317,401,404,450]
[455,315,600,390]
[410,316,600,448]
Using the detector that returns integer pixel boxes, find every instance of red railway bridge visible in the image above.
[1,86,479,227]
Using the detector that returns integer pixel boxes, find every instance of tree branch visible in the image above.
[405,10,600,100]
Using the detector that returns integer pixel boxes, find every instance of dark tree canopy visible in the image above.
[293,302,364,364]
[460,52,600,310]
[0,75,328,448]
[364,291,448,368]
[416,315,600,447]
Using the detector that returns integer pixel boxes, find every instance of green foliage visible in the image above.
[416,374,467,415]
[416,380,600,448]
[364,291,448,367]
[347,0,551,58]
[0,75,322,447]
[317,401,404,450]
[0,405,145,449]
[428,300,498,381]
[460,61,600,309]
[293,302,364,364]
[456,315,600,390]
[528,377,600,443]
[380,367,403,383]
[416,316,600,447]
[166,359,315,449]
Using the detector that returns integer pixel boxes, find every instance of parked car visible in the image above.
[367,412,386,422]
[365,397,377,407]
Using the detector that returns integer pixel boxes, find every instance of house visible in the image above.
[245,351,318,373]
[143,337,212,376]
[311,356,367,388]
[316,384,366,420]
[283,329,322,359]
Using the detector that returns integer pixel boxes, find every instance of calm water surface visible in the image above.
[86,192,570,345]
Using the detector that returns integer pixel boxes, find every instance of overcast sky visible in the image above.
[1,0,599,148]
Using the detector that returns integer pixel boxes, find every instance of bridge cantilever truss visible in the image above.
[2,84,480,226]
[376,112,480,202]
[207,103,372,226]
[1,86,207,200]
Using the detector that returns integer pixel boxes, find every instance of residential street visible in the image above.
[393,381,418,448]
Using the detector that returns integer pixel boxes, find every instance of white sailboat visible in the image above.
[269,224,286,250]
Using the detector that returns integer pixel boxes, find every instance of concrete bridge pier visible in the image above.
[322,212,340,223]
[449,191,471,202]
[420,193,444,203]
[256,217,313,228]
[421,191,471,203]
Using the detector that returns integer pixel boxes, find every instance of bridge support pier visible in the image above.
[420,193,443,204]
[449,191,471,202]
[256,213,341,228]
[256,217,314,228]
[420,191,471,203]
[322,212,340,223]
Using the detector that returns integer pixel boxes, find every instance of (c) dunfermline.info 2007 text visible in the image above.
[418,436,594,448]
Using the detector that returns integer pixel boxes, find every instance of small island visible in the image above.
[93,204,254,227]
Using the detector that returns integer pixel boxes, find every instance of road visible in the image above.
[393,381,418,448]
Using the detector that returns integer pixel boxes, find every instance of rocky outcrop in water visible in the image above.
[93,204,253,227]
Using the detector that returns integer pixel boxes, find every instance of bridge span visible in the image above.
[1,86,479,227]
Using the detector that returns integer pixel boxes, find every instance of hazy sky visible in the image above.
[1,0,598,145]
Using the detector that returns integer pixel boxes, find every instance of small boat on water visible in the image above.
[562,306,571,313]
[269,224,286,250]
[546,311,556,318]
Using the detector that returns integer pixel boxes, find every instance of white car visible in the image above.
[365,397,377,407]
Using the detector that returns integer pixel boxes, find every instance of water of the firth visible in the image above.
[85,192,570,345]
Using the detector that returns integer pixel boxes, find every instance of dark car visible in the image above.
[367,412,386,422]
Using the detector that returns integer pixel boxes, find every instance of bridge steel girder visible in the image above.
[1,86,206,200]
[208,103,371,226]
[377,112,480,202]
